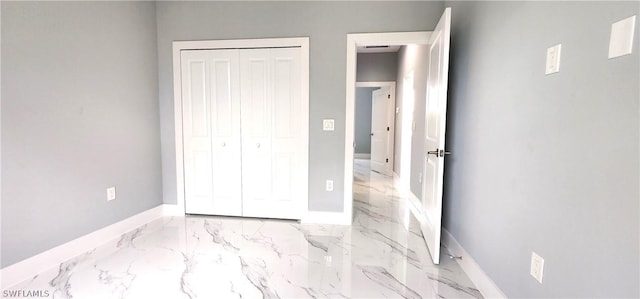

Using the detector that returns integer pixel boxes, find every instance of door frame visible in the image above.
[344,32,431,224]
[355,81,396,176]
[172,37,310,215]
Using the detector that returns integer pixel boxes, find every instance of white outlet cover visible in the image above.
[545,44,561,75]
[323,119,335,131]
[530,251,545,284]
[107,187,116,201]
[326,180,334,191]
[609,15,636,59]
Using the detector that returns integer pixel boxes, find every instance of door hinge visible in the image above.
[386,127,390,131]
[386,158,389,163]
[388,94,391,99]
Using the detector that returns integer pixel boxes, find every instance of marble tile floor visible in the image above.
[8,159,481,299]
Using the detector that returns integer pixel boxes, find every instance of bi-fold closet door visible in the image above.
[181,47,305,220]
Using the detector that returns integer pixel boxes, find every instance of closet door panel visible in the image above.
[271,48,302,206]
[182,49,242,216]
[240,50,273,206]
[241,48,303,219]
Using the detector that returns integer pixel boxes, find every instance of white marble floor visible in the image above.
[9,159,481,299]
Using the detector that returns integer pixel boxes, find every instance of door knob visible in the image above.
[370,133,374,136]
[427,148,452,157]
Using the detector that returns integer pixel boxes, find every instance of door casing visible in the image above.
[172,37,309,217]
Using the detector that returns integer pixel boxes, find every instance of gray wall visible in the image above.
[1,2,162,267]
[356,52,398,82]
[354,87,377,154]
[443,1,639,297]
[394,45,429,197]
[156,1,445,211]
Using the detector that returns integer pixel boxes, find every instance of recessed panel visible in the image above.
[189,61,208,137]
[212,60,232,137]
[423,157,438,214]
[274,58,293,138]
[248,59,268,138]
[273,153,292,201]
[193,151,212,197]
[426,34,442,141]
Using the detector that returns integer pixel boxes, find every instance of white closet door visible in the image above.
[181,49,242,216]
[240,48,304,219]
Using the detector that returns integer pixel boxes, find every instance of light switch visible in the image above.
[323,119,335,131]
[545,44,561,75]
[609,15,636,59]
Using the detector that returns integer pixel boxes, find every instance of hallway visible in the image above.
[8,160,481,298]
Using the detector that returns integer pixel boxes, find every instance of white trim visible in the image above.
[162,204,184,216]
[1,205,172,288]
[172,37,310,218]
[355,81,394,88]
[441,229,508,299]
[354,153,371,159]
[345,32,431,227]
[397,173,505,298]
[302,211,352,225]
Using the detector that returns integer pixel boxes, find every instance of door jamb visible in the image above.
[344,32,431,224]
[172,37,310,216]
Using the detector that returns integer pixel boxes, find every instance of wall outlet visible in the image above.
[107,187,116,201]
[545,44,561,75]
[530,251,545,284]
[323,119,335,131]
[325,180,334,191]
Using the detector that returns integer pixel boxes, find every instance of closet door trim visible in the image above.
[172,37,309,218]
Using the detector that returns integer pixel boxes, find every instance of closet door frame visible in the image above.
[172,37,310,218]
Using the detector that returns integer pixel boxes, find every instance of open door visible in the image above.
[370,87,393,175]
[421,7,452,264]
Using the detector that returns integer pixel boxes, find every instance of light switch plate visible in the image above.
[323,119,335,131]
[107,187,116,201]
[530,252,545,284]
[545,44,561,75]
[609,15,636,59]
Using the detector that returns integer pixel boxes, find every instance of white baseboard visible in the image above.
[441,229,507,299]
[399,183,505,298]
[1,204,172,289]
[354,153,371,159]
[302,211,352,225]
[162,203,183,216]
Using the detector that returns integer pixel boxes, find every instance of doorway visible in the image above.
[354,82,396,176]
[344,32,431,224]
[345,10,452,264]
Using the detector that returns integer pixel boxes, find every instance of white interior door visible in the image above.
[370,87,392,175]
[181,49,242,216]
[240,48,304,220]
[421,7,452,264]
